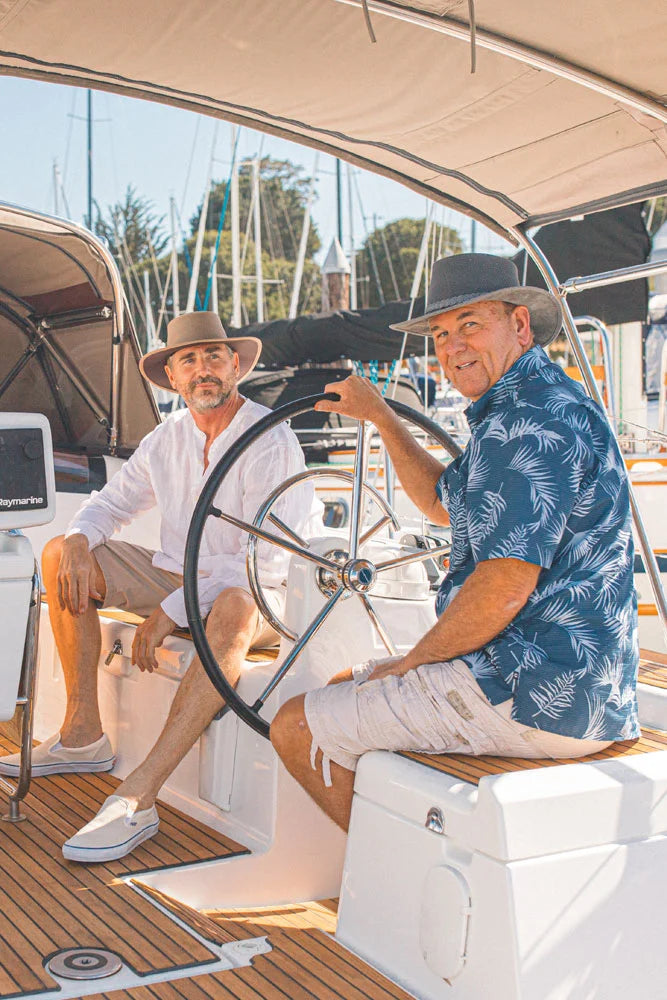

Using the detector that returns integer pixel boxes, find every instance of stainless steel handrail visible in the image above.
[1,562,40,823]
[573,316,617,425]
[513,228,667,640]
[561,259,667,294]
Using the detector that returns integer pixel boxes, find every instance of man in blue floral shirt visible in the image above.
[271,253,640,831]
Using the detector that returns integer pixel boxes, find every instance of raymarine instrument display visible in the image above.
[0,413,56,529]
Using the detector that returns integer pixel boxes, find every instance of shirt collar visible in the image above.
[464,345,550,429]
[185,395,254,447]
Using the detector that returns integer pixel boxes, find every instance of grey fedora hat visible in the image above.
[391,253,563,346]
[140,312,262,392]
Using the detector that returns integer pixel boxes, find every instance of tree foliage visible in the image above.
[355,217,462,308]
[647,197,667,238]
[190,156,321,260]
[94,185,168,265]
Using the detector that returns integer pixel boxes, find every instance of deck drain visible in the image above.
[47,948,123,980]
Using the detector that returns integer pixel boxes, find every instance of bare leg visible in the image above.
[115,587,258,810]
[270,696,355,832]
[42,536,107,747]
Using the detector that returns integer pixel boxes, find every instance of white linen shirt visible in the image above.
[66,398,321,627]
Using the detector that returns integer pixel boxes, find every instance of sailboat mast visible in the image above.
[253,157,264,322]
[87,90,93,229]
[347,163,357,309]
[289,154,318,319]
[210,247,219,314]
[336,159,343,244]
[169,196,180,318]
[53,161,60,216]
[186,126,217,312]
[231,129,242,327]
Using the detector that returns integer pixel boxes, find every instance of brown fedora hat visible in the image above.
[140,312,262,392]
[391,253,563,346]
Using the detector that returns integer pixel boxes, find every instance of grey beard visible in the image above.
[184,379,234,412]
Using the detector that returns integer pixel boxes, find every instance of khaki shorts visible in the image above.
[93,540,281,646]
[304,657,612,786]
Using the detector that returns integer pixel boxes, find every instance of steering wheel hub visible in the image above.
[342,558,377,593]
[316,548,349,597]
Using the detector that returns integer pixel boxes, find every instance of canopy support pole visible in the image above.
[513,228,667,639]
[36,324,109,428]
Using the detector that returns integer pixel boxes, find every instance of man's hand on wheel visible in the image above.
[132,607,176,673]
[314,375,390,425]
[58,535,104,616]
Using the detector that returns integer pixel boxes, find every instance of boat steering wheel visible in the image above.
[184,393,463,739]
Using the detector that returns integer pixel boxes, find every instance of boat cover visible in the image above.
[234,300,427,366]
[0,206,159,454]
[513,204,651,325]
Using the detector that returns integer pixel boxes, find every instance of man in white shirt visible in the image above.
[0,312,319,862]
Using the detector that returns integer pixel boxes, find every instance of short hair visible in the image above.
[498,301,518,318]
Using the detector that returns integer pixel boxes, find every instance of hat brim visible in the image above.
[139,337,263,392]
[389,287,563,346]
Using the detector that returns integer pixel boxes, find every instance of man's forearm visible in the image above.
[373,406,450,526]
[403,558,540,669]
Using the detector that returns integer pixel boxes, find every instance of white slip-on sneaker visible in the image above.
[62,795,160,863]
[0,732,115,778]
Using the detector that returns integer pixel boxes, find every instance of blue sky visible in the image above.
[0,76,511,263]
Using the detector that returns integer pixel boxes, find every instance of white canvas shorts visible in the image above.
[93,539,282,646]
[304,657,612,786]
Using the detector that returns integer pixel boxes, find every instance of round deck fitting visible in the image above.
[47,948,123,980]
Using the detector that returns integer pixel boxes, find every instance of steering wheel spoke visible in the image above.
[359,514,393,547]
[268,512,309,549]
[211,506,339,572]
[375,543,451,573]
[251,586,346,709]
[358,593,397,655]
[348,420,368,558]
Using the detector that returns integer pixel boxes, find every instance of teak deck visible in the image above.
[638,648,667,689]
[0,731,414,1000]
[0,731,245,999]
[85,901,414,1000]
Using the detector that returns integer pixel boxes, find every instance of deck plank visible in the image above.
[92,901,414,1000]
[402,726,667,785]
[0,730,249,998]
[639,652,667,689]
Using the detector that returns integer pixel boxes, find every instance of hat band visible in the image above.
[425,289,516,316]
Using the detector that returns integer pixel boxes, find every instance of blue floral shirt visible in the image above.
[435,345,640,741]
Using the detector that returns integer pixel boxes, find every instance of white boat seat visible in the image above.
[341,726,667,999]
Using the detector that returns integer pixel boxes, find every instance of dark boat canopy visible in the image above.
[0,204,159,455]
[233,300,427,368]
[513,204,651,325]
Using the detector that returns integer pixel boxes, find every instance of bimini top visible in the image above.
[0,204,159,454]
[0,0,665,234]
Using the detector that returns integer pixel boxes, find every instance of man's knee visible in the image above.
[206,587,258,645]
[270,695,308,760]
[41,534,65,579]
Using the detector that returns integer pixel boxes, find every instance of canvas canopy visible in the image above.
[0,205,159,454]
[0,1,665,238]
[233,300,428,367]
